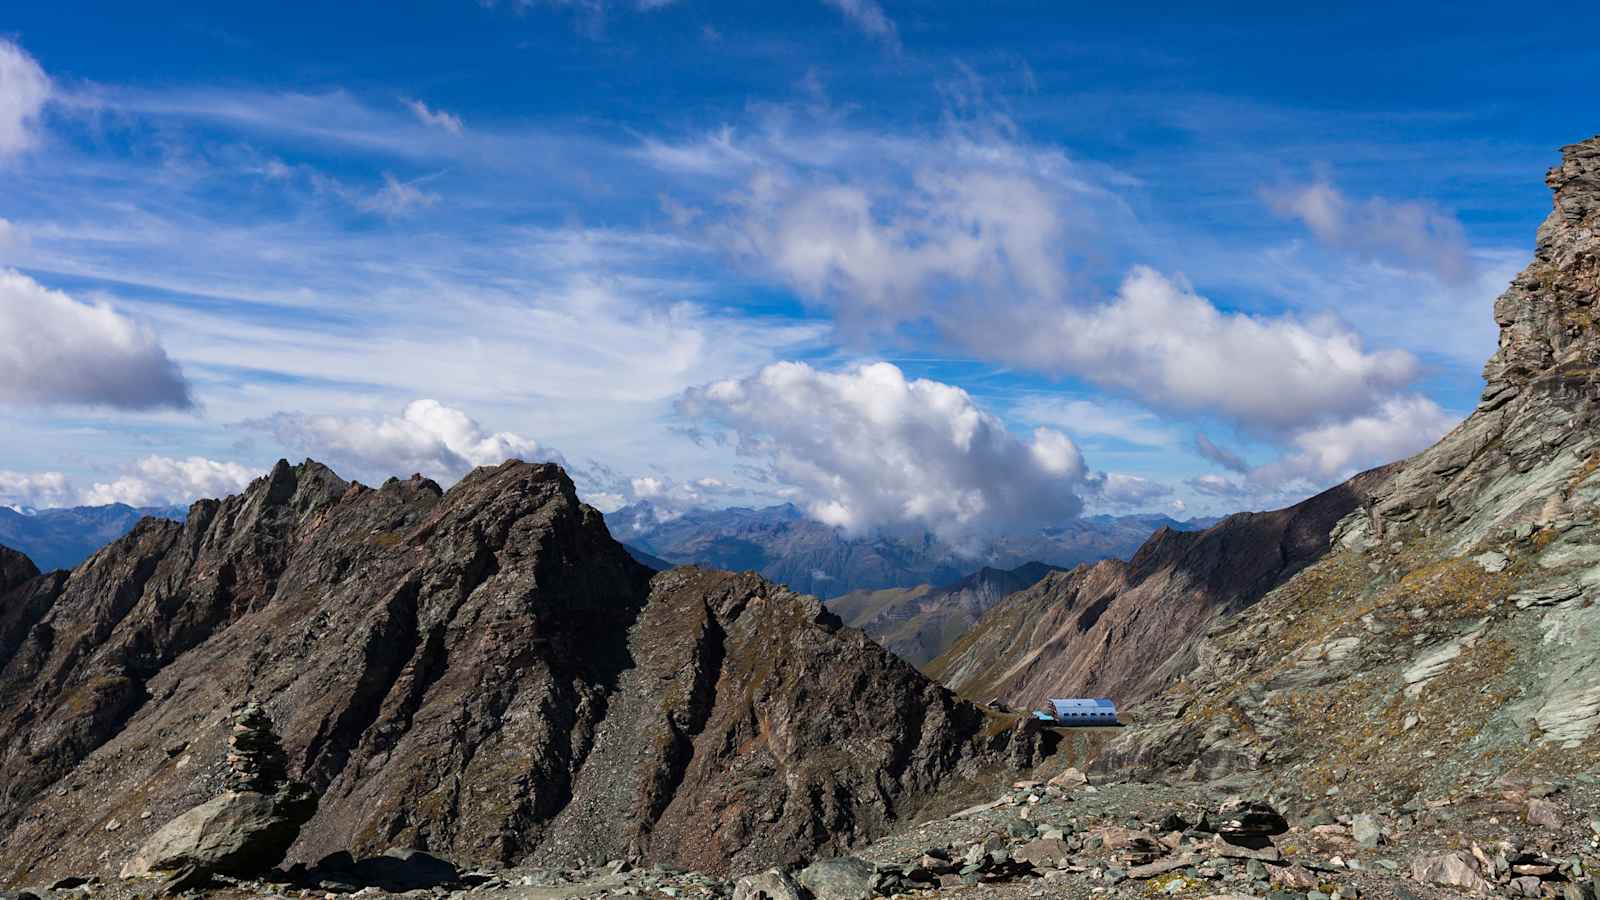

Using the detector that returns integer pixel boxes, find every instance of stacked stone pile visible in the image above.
[225,704,289,794]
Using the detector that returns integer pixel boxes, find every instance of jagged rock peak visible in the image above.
[0,453,1027,885]
[1484,134,1600,402]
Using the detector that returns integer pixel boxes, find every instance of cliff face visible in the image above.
[0,460,1025,886]
[925,467,1396,708]
[1091,136,1600,800]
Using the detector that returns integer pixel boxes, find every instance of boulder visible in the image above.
[349,849,459,892]
[1211,835,1281,862]
[1269,865,1317,890]
[732,868,806,900]
[797,856,876,900]
[121,790,310,878]
[1013,838,1072,868]
[1049,767,1089,788]
[1527,799,1563,828]
[1350,813,1382,848]
[1215,800,1288,840]
[1411,852,1494,895]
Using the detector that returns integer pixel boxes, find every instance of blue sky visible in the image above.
[0,1,1592,532]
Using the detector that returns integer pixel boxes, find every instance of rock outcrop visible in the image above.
[0,460,1026,886]
[1092,136,1600,797]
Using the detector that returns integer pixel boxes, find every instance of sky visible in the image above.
[0,1,1593,536]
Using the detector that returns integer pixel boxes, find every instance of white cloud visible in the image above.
[679,361,1092,540]
[1257,394,1457,484]
[0,469,74,508]
[1193,431,1249,474]
[821,0,900,49]
[1186,394,1457,507]
[0,268,194,409]
[254,399,561,484]
[1012,267,1420,433]
[1261,180,1472,284]
[80,456,257,507]
[734,163,1070,322]
[0,39,50,159]
[403,98,464,135]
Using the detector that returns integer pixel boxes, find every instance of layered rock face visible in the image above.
[0,460,1021,886]
[1093,136,1600,798]
[925,466,1396,708]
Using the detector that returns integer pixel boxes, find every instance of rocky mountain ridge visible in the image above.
[0,459,1040,887]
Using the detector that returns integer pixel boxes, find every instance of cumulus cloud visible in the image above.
[1193,432,1249,474]
[1256,394,1457,484]
[0,469,74,509]
[254,399,561,483]
[1187,395,1457,507]
[735,164,1069,324]
[80,456,258,507]
[404,98,464,135]
[1011,267,1420,433]
[1261,180,1472,284]
[0,39,50,159]
[679,361,1092,540]
[0,269,194,410]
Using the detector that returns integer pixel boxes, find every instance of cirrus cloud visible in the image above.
[0,39,50,159]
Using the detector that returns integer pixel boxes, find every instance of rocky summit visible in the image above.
[0,460,1037,888]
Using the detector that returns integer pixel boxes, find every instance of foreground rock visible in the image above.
[121,705,316,880]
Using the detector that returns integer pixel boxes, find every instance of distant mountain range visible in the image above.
[607,501,1219,598]
[0,504,188,572]
[828,561,1065,667]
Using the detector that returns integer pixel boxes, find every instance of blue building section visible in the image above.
[1041,698,1119,725]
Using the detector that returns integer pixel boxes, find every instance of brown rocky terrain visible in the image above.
[925,466,1396,709]
[0,460,1037,888]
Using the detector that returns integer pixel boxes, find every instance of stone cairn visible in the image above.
[225,703,290,795]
